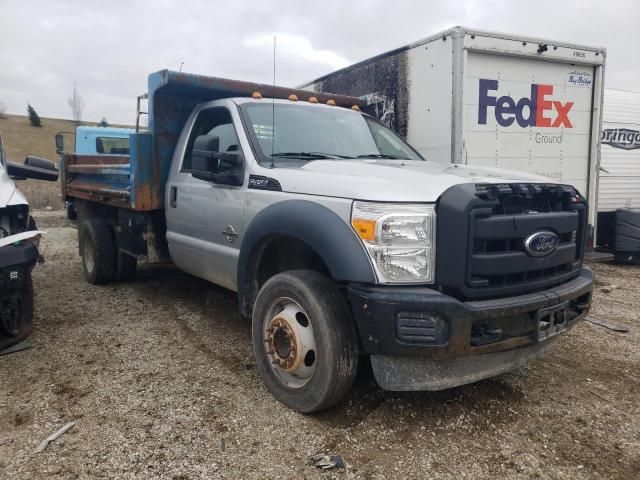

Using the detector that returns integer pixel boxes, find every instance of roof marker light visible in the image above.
[251,91,262,99]
[308,96,318,103]
[288,94,298,101]
[351,105,360,111]
[326,99,336,106]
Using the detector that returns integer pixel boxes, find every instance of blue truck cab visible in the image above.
[74,126,135,155]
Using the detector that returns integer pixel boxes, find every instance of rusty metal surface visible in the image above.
[156,70,365,108]
[67,179,130,198]
[66,179,130,208]
[65,154,129,165]
[66,164,131,175]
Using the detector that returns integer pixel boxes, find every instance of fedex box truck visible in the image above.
[302,26,605,239]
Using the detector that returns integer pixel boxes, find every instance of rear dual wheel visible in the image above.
[80,219,136,284]
[252,270,359,413]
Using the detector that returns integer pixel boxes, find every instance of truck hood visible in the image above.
[272,159,552,202]
[0,164,28,208]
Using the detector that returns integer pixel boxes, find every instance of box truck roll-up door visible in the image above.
[463,52,595,196]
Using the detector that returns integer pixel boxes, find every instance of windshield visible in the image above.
[241,103,422,164]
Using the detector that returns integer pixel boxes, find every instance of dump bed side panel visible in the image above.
[62,153,131,208]
[63,132,155,211]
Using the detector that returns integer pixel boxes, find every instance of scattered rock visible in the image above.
[312,454,344,470]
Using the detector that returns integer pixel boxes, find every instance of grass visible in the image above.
[0,114,132,209]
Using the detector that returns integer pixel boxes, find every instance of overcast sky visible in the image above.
[1,0,638,124]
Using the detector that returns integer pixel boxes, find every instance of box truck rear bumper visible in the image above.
[347,267,593,390]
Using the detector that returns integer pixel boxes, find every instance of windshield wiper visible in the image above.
[356,153,402,159]
[270,152,348,160]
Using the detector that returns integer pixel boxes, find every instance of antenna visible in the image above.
[270,35,276,168]
[179,61,184,72]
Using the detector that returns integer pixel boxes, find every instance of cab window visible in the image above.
[182,107,240,171]
[96,136,129,154]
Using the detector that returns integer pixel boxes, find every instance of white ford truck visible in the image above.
[60,70,593,412]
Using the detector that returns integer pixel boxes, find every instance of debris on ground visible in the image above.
[0,340,32,357]
[585,316,630,333]
[35,422,75,453]
[312,454,345,470]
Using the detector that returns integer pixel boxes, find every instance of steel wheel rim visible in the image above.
[263,297,317,389]
[83,236,95,274]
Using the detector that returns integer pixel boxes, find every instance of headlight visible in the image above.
[351,201,436,284]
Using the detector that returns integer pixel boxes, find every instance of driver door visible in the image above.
[165,105,245,291]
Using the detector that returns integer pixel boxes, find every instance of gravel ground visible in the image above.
[1,212,638,479]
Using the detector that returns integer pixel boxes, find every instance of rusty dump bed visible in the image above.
[62,69,363,211]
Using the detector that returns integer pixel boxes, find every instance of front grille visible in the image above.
[436,183,587,300]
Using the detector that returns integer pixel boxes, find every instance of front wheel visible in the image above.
[252,270,359,413]
[0,275,34,351]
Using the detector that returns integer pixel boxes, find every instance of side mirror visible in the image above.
[192,135,220,173]
[7,156,59,181]
[25,156,58,171]
[55,133,64,154]
[190,135,243,186]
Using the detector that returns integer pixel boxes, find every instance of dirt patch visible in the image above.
[1,215,638,479]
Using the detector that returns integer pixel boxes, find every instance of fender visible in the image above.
[237,200,376,317]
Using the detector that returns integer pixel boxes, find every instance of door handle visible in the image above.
[170,186,177,208]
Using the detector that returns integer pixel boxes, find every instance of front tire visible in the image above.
[80,219,115,285]
[252,270,359,413]
[0,275,34,351]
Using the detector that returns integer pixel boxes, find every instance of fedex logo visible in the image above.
[478,79,574,128]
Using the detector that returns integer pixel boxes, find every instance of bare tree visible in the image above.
[67,82,85,123]
[0,101,6,118]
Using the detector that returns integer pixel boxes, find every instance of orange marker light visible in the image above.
[352,219,376,242]
[351,105,360,111]
[308,96,318,103]
[251,91,263,99]
[327,99,336,106]
[288,94,298,101]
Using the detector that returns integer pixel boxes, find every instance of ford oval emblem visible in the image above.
[524,231,560,257]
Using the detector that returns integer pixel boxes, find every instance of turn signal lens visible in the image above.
[352,219,376,241]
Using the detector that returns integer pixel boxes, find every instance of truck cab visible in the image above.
[61,70,593,412]
[74,126,134,155]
